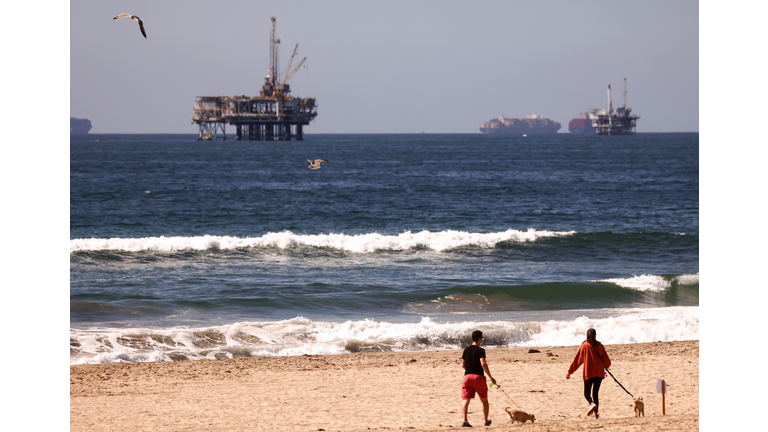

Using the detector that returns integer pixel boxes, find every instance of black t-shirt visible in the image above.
[461,344,486,376]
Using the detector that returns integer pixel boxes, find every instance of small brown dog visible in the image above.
[504,407,536,424]
[633,397,645,417]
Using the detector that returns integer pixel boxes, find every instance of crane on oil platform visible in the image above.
[276,43,307,97]
[260,17,307,98]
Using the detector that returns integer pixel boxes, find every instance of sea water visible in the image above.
[70,133,699,364]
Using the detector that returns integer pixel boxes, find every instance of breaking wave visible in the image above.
[70,229,576,254]
[70,307,699,364]
[591,274,699,292]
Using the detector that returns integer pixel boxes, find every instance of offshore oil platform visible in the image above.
[569,79,640,135]
[192,17,317,141]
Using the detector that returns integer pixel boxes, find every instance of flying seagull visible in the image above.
[113,14,147,39]
[307,159,328,169]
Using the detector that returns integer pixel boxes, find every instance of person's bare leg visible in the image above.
[462,398,471,423]
[480,398,489,423]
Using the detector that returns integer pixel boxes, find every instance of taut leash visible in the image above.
[592,345,634,398]
[603,367,634,398]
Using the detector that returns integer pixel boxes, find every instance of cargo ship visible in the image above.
[479,114,561,134]
[568,110,598,134]
[70,117,92,134]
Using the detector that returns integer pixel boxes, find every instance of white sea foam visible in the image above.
[591,274,671,292]
[69,228,576,253]
[70,306,698,364]
[675,274,699,285]
[590,273,700,291]
[519,307,700,347]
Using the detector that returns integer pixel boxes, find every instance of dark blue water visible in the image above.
[71,133,698,238]
[69,133,699,363]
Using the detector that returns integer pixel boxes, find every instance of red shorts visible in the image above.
[461,374,488,399]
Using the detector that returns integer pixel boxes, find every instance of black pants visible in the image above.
[583,377,603,412]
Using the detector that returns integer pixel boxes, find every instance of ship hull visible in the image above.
[480,126,560,134]
[568,118,595,134]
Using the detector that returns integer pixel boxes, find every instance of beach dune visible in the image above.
[70,340,698,431]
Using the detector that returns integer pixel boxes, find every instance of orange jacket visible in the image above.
[568,341,611,381]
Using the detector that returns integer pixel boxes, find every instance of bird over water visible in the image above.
[307,159,328,169]
[113,14,147,39]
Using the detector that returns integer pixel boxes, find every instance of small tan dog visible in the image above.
[633,397,645,417]
[504,407,536,424]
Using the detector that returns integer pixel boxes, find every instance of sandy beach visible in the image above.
[70,340,698,431]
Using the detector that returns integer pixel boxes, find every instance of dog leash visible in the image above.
[492,382,522,410]
[604,367,634,398]
[591,344,634,398]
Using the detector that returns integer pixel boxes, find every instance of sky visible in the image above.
[70,0,699,134]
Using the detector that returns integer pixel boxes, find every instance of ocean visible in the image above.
[70,133,699,364]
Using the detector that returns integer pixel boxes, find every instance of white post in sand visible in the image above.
[657,379,668,415]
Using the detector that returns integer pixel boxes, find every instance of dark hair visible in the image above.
[472,330,483,342]
[586,328,597,347]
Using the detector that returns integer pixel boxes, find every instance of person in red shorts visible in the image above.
[566,328,611,419]
[460,330,497,427]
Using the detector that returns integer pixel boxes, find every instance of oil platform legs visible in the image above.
[196,122,226,141]
[233,124,303,141]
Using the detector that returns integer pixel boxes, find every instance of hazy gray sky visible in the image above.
[70,1,698,134]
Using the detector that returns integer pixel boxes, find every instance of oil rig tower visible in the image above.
[192,17,318,141]
[592,78,640,135]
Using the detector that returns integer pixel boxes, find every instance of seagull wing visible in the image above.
[113,13,132,20]
[137,18,147,39]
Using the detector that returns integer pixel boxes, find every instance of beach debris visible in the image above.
[528,349,540,353]
[112,14,147,39]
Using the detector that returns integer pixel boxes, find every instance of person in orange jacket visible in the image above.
[566,328,611,419]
